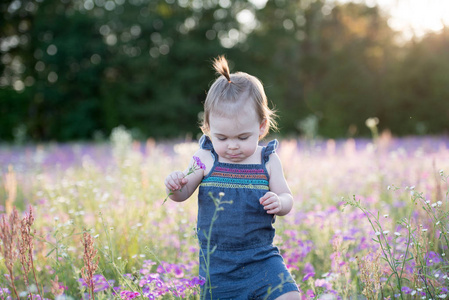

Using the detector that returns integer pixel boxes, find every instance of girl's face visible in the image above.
[209,102,266,164]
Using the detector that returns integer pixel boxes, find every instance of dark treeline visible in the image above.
[1,0,449,141]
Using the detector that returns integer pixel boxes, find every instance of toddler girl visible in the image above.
[165,56,299,300]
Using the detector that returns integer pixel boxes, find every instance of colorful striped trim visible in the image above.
[215,166,265,174]
[199,182,269,190]
[210,172,268,180]
[203,177,268,185]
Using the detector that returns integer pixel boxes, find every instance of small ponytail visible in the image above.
[213,55,232,83]
[203,55,277,139]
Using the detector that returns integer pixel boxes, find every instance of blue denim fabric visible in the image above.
[197,135,298,299]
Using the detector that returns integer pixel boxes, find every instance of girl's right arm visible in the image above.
[164,149,212,202]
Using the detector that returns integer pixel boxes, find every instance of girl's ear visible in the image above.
[259,119,268,137]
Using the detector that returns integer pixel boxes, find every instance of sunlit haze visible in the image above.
[375,0,449,39]
[332,0,449,40]
[249,0,449,40]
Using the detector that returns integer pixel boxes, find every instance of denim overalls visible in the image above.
[197,135,298,300]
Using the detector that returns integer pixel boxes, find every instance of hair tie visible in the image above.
[228,80,232,83]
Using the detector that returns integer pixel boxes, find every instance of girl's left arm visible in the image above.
[260,153,293,216]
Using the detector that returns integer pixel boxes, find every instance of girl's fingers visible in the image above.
[264,202,278,210]
[166,175,181,190]
[267,207,280,214]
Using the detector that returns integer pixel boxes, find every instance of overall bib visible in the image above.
[197,135,298,300]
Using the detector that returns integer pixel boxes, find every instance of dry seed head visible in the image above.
[81,231,99,291]
[0,207,20,271]
[50,275,64,297]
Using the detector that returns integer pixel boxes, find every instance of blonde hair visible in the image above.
[201,56,277,139]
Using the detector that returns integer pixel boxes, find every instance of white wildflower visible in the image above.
[442,253,446,257]
[219,192,225,197]
[132,254,137,258]
[139,254,145,257]
[437,201,442,206]
[365,117,379,128]
[411,290,416,296]
[394,232,401,236]
[426,200,430,204]
[422,228,428,232]
[438,294,447,299]
[435,274,439,278]
[117,257,122,260]
[383,230,389,235]
[375,232,381,236]
[432,203,437,207]
[384,214,388,218]
[436,221,440,225]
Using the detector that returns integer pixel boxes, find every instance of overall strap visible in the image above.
[261,139,279,165]
[199,135,218,161]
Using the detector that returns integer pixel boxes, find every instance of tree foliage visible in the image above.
[1,0,448,141]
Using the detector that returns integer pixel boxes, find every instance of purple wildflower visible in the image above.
[120,290,140,300]
[303,262,315,274]
[315,279,332,290]
[0,288,11,296]
[173,265,185,278]
[190,275,206,286]
[78,274,114,292]
[425,251,443,265]
[27,295,50,300]
[401,286,413,294]
[193,156,206,170]
[306,289,315,298]
[146,294,156,300]
[302,272,315,281]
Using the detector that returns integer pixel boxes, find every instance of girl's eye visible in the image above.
[217,137,227,141]
[239,137,249,140]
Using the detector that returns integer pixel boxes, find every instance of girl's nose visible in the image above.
[228,141,239,149]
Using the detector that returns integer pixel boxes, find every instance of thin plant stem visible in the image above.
[346,196,404,298]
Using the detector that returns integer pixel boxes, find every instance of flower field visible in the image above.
[0,128,448,299]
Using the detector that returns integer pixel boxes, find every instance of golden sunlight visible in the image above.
[381,0,449,38]
[335,0,449,40]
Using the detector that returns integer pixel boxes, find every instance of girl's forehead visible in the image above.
[209,108,260,134]
[212,98,258,118]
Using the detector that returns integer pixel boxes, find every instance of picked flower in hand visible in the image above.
[163,155,206,204]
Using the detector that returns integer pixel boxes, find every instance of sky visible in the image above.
[248,0,449,40]
[365,0,449,39]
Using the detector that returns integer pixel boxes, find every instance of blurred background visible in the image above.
[1,0,449,142]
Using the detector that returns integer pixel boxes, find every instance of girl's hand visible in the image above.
[165,171,188,192]
[259,192,282,215]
